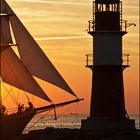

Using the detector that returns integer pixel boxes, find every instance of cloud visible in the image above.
[14,0,89,6]
[35,36,89,41]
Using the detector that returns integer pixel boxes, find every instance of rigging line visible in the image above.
[10,88,19,103]
[31,95,35,103]
[2,83,18,105]
[24,92,35,106]
[9,88,19,105]
[16,88,20,103]
[23,91,30,102]
[2,92,9,102]
[53,105,57,120]
[1,84,10,102]
[2,53,24,105]
[25,110,51,133]
[53,103,79,129]
[7,107,17,113]
[3,51,32,104]
[3,50,31,100]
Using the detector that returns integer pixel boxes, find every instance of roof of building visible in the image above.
[95,0,120,4]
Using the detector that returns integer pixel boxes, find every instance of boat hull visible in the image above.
[0,110,36,140]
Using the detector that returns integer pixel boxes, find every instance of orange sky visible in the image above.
[2,0,139,115]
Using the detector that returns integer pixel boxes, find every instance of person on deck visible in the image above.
[0,105,6,118]
[24,101,33,112]
[17,103,24,113]
[27,101,33,111]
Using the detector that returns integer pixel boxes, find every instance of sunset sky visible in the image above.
[3,0,139,115]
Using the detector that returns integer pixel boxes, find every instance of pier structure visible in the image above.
[81,0,136,131]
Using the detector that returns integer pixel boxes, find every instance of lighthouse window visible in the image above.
[97,4,102,12]
[112,4,119,12]
[103,4,106,11]
[96,3,120,12]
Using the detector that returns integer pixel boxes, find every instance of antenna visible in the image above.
[126,23,136,28]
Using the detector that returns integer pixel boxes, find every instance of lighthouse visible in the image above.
[81,0,136,131]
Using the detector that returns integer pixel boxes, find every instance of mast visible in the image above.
[81,0,136,131]
[0,0,78,103]
[36,98,84,113]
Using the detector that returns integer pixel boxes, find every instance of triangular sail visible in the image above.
[5,2,76,97]
[0,47,51,102]
[0,16,13,46]
[0,0,6,13]
[0,0,51,102]
[0,0,13,46]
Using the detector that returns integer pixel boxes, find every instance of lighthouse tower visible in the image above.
[81,0,136,131]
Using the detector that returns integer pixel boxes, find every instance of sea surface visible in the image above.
[24,114,140,133]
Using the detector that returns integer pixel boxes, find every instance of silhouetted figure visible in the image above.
[18,103,24,113]
[28,101,33,110]
[0,105,6,118]
[2,105,6,114]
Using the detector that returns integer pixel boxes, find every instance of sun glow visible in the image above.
[2,0,139,115]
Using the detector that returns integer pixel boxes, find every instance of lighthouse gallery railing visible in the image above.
[86,54,130,66]
[88,20,128,33]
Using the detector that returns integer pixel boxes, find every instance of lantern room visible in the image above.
[94,0,122,31]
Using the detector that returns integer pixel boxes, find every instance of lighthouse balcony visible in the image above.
[88,19,128,34]
[86,54,130,67]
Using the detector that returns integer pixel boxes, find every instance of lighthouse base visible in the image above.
[81,117,135,131]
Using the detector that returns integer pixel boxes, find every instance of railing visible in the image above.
[86,54,130,66]
[88,20,128,33]
[88,20,95,32]
[122,54,130,66]
[86,54,93,66]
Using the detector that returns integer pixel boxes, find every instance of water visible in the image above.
[24,114,140,133]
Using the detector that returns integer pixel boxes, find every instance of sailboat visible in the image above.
[0,0,83,139]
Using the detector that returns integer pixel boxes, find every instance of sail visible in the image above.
[0,0,13,46]
[0,0,6,13]
[0,16,13,46]
[5,2,76,97]
[0,47,51,102]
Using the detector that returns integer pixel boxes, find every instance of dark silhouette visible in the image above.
[28,101,33,110]
[0,105,6,118]
[18,103,24,113]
